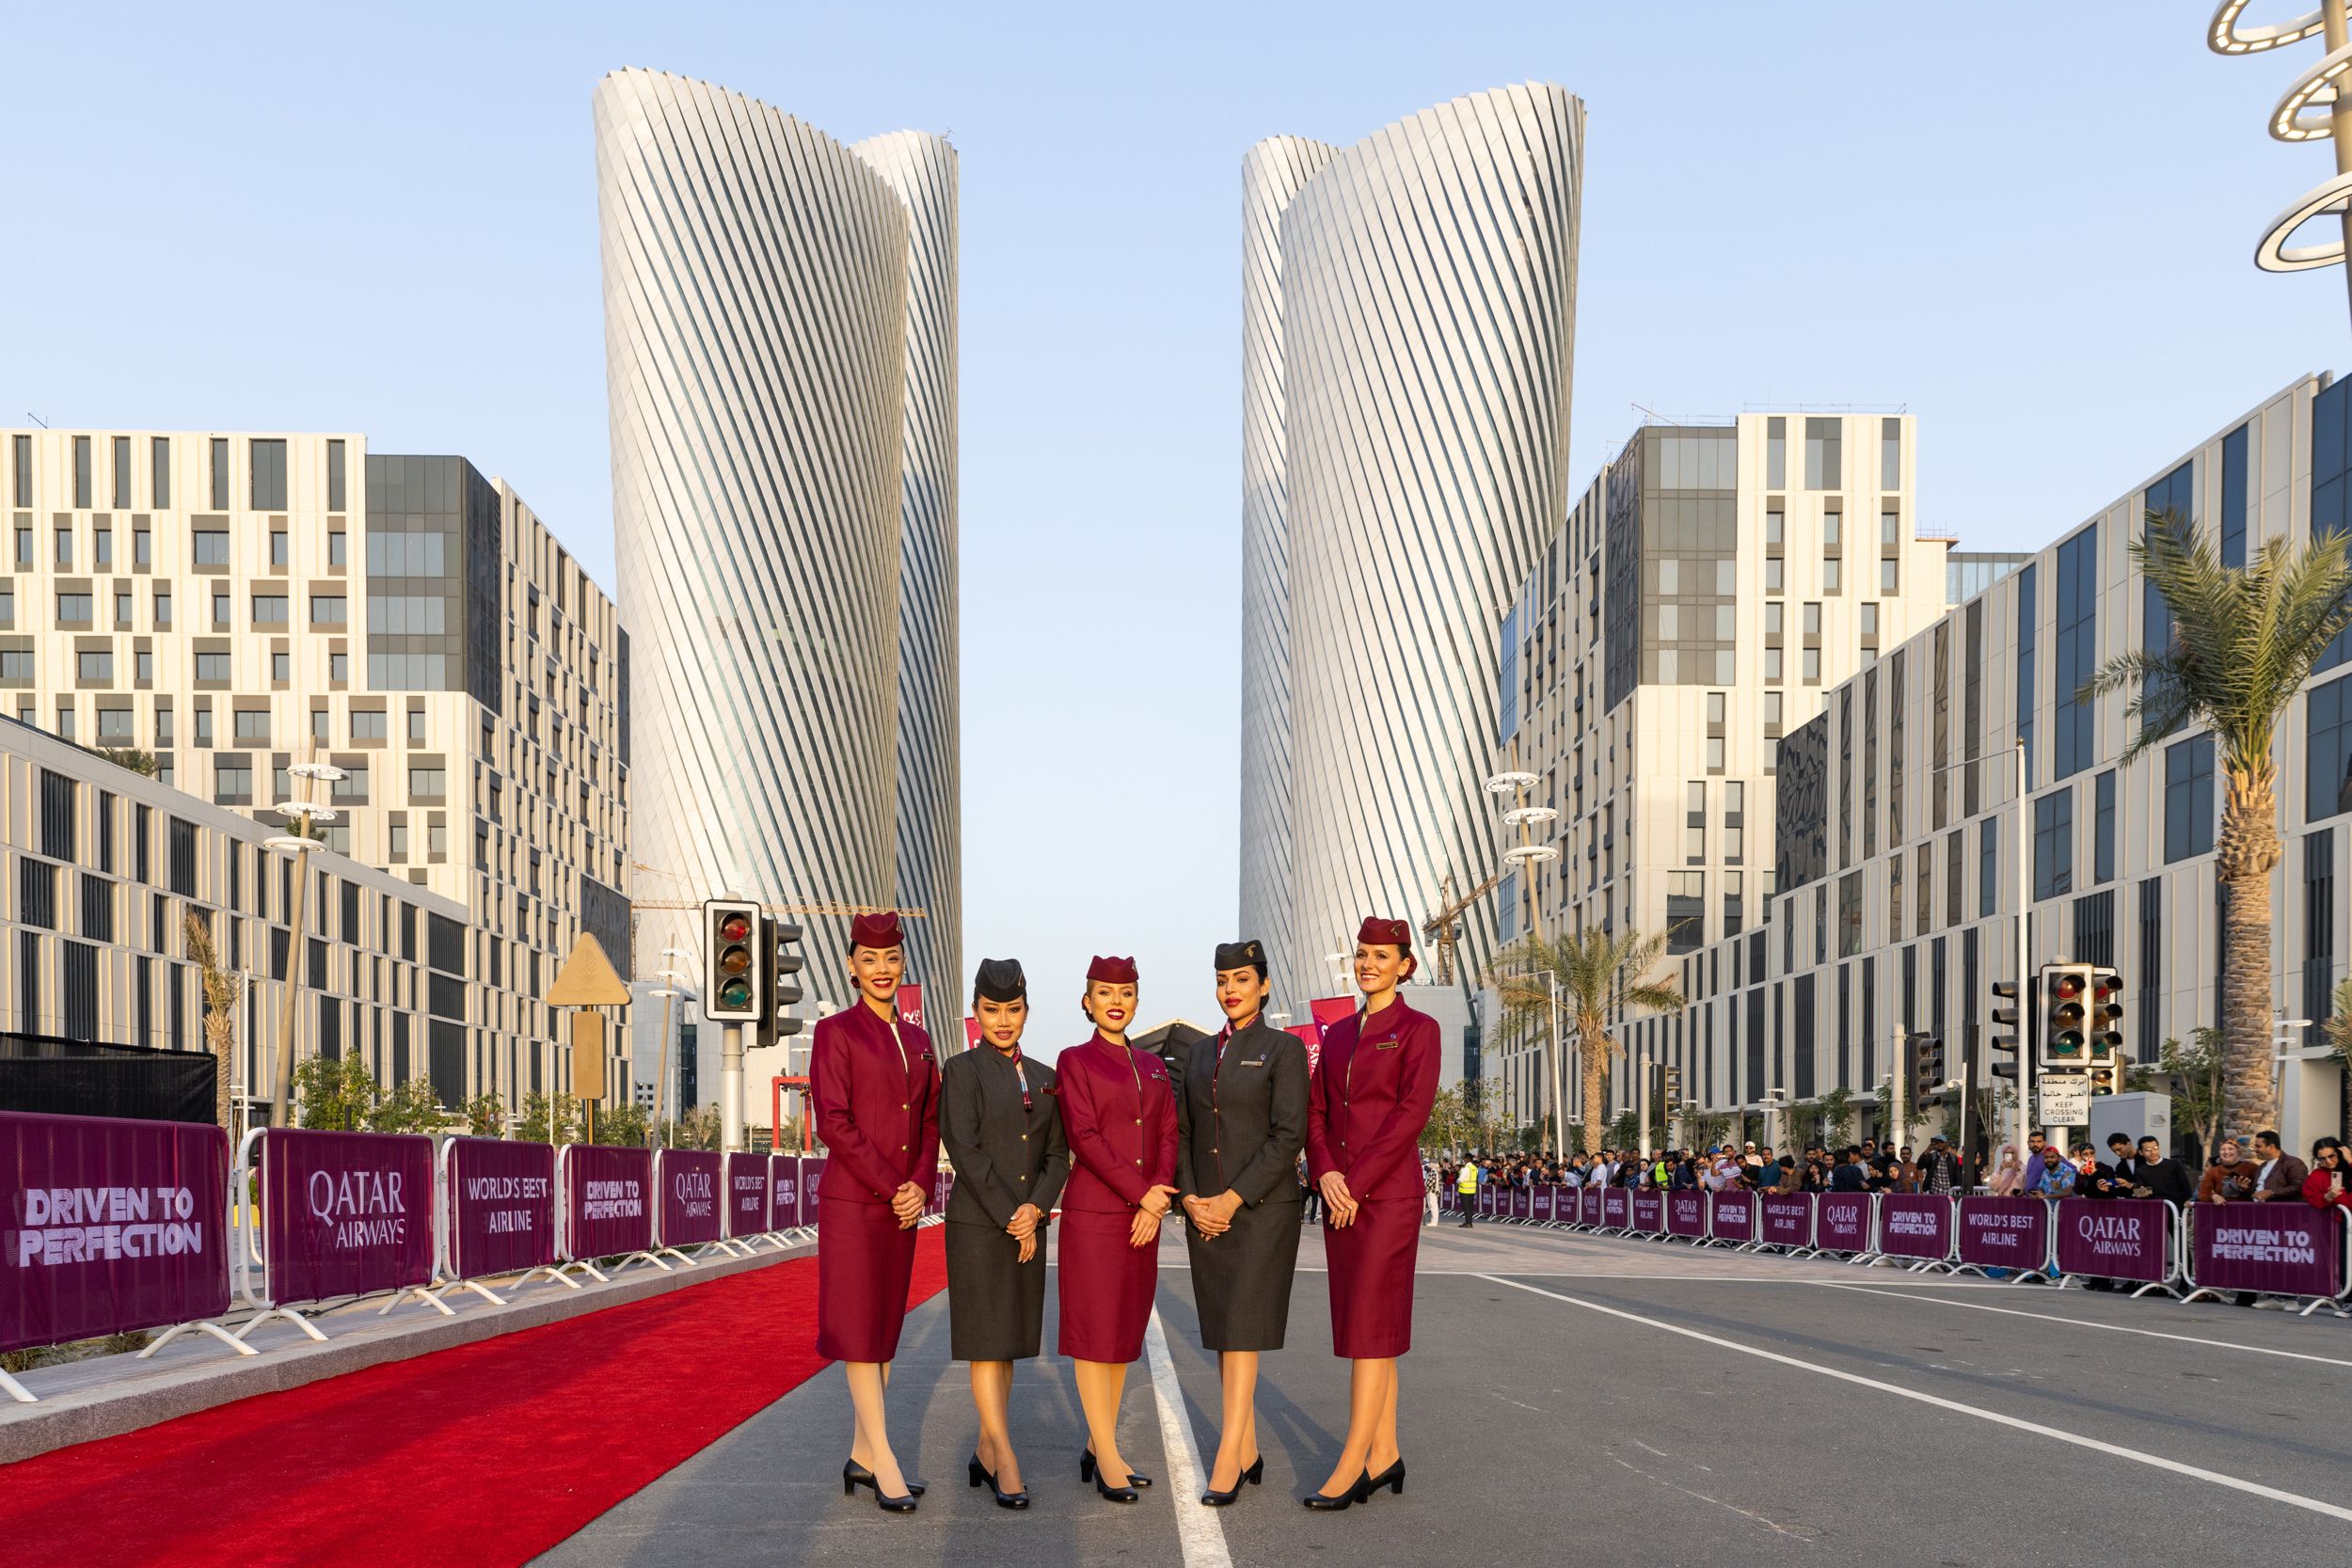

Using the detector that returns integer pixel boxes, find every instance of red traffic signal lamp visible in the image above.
[2040,963,2089,1065]
[704,898,765,1023]
[2089,967,2124,1056]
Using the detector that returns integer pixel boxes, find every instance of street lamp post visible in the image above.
[263,760,345,1128]
[2212,0,2352,328]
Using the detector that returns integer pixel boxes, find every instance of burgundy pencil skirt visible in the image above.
[1324,1196,1421,1358]
[816,1196,919,1363]
[1056,1207,1157,1364]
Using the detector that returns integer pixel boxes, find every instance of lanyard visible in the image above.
[1004,1049,1032,1112]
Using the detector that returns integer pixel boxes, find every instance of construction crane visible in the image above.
[1422,770,1560,986]
[1422,871,1500,988]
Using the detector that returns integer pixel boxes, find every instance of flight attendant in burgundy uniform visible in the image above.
[1056,955,1180,1503]
[1302,918,1440,1511]
[811,911,939,1513]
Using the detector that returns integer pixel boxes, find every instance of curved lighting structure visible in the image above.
[596,69,958,987]
[1263,83,1585,1005]
[2213,1,2352,277]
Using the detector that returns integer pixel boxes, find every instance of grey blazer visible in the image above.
[1176,1017,1308,1207]
[940,1045,1070,1228]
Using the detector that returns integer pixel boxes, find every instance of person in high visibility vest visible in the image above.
[1455,1154,1480,1227]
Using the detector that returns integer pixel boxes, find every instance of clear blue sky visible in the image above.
[4,3,2344,1042]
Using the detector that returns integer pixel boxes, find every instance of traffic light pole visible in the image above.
[721,1022,744,1153]
[2012,740,2033,1164]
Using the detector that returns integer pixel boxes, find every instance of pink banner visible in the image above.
[1630,1191,1664,1233]
[1757,1192,1812,1248]
[564,1144,653,1260]
[1287,1023,1322,1076]
[1581,1185,1605,1227]
[2189,1202,2347,1298]
[768,1154,804,1229]
[658,1148,723,1248]
[1531,1185,1555,1222]
[1478,1183,1496,1216]
[1666,1190,1707,1238]
[261,1129,434,1306]
[1600,1187,1629,1228]
[1708,1189,1755,1243]
[725,1151,771,1239]
[446,1137,556,1280]
[1514,1186,1535,1220]
[2054,1196,2168,1283]
[1957,1195,2050,1274]
[1877,1193,1954,1261]
[896,983,927,1033]
[1815,1191,1873,1253]
[1,1111,228,1354]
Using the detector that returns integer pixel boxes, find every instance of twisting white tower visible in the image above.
[1241,84,1584,1007]
[596,69,960,1006]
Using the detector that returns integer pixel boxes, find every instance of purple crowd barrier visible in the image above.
[561,1143,655,1275]
[1600,1187,1630,1229]
[657,1148,724,1256]
[1581,1185,1606,1227]
[1876,1193,1955,1267]
[1,1111,230,1383]
[1507,1186,1531,1221]
[443,1136,557,1287]
[1666,1190,1707,1240]
[1814,1192,1873,1255]
[257,1128,435,1310]
[1480,1184,1499,1217]
[725,1151,771,1242]
[1955,1196,2051,1279]
[1757,1192,1813,1250]
[769,1153,805,1231]
[1708,1189,1756,1245]
[1630,1190,1664,1234]
[2053,1197,2172,1290]
[1531,1185,1557,1223]
[2185,1201,2351,1309]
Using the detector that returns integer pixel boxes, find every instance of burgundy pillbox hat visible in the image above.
[849,911,905,952]
[1357,916,1413,948]
[1087,955,1139,984]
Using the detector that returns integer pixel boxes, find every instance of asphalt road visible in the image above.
[532,1218,2352,1568]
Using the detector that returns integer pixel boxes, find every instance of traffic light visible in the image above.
[2088,1060,2122,1096]
[762,916,806,1043]
[2039,962,2090,1067]
[1895,1033,1919,1109]
[1663,1065,1682,1105]
[1990,977,2025,1081]
[703,898,764,1023]
[2089,967,2124,1057]
[1915,1036,1945,1104]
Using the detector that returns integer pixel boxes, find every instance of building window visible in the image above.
[136,650,152,682]
[193,529,229,566]
[209,437,230,510]
[1766,417,1786,489]
[1724,870,1744,938]
[97,707,132,743]
[1725,779,1746,863]
[1804,417,1842,490]
[1666,872,1705,953]
[12,527,27,568]
[1879,557,1899,594]
[1881,417,1901,491]
[1802,646,1821,682]
[311,707,329,742]
[2164,733,2216,863]
[2034,786,2074,900]
[1979,816,1998,918]
[1764,557,1784,594]
[154,589,172,626]
[77,650,112,681]
[272,651,290,683]
[1822,557,1841,594]
[10,434,28,507]
[114,592,132,628]
[2221,423,2249,570]
[215,756,252,805]
[389,822,409,860]
[352,709,388,741]
[252,594,289,625]
[2309,673,2352,820]
[1838,871,1862,957]
[233,709,269,742]
[55,526,72,567]
[1685,782,1706,863]
[212,592,230,625]
[2053,526,2098,779]
[2093,768,2116,884]
[195,652,230,682]
[329,651,349,684]
[151,437,170,508]
[56,592,93,626]
[328,531,348,567]
[407,709,425,743]
[310,594,348,626]
[327,439,347,512]
[270,531,288,568]
[249,439,288,511]
[194,708,214,745]
[72,436,92,508]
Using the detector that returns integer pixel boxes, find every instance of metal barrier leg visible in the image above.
[138,1319,260,1359]
[0,1366,38,1403]
[515,1265,582,1291]
[233,1307,329,1345]
[377,1285,457,1318]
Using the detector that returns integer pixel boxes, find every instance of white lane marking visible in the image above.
[1144,1308,1232,1568]
[1478,1275,2352,1525]
[1808,1282,2352,1370]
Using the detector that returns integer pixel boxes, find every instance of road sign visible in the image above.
[2038,1072,2091,1127]
[548,933,630,1006]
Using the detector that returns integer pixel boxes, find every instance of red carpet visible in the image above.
[4,1228,947,1568]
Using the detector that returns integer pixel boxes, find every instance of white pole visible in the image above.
[721,1022,744,1153]
[2014,739,2033,1163]
[1549,971,1564,1158]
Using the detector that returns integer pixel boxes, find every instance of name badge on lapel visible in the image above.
[1373,1038,1400,1051]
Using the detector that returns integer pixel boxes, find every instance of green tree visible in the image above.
[1487,927,1684,1157]
[461,1093,507,1137]
[293,1054,379,1131]
[590,1101,649,1148]
[2081,507,2352,1136]
[368,1078,449,1134]
[2155,1028,2231,1161]
[517,1091,579,1144]
[183,911,239,1136]
[98,746,159,777]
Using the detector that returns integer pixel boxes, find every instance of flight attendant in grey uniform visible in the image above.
[940,958,1068,1510]
[1178,939,1308,1507]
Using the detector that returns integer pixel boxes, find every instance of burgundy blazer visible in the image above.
[1057,1033,1178,1213]
[809,1001,940,1204]
[1306,997,1440,1201]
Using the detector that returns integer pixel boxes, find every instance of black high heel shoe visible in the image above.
[969,1453,1030,1510]
[1302,1471,1367,1511]
[842,1459,925,1497]
[1357,1459,1405,1501]
[842,1460,917,1513]
[1079,1449,1152,1488]
[1200,1455,1264,1506]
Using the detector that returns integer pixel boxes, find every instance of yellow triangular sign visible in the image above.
[547,933,631,1006]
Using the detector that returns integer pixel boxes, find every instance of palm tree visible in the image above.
[1486,926,1683,1157]
[183,911,240,1136]
[2081,507,2352,1137]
